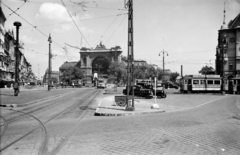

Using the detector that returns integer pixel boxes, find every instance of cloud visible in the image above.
[53,23,73,33]
[37,2,78,22]
[20,35,38,44]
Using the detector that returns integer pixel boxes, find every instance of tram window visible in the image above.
[237,80,240,85]
[188,80,192,84]
[207,80,213,84]
[193,80,199,84]
[214,80,220,85]
[200,80,205,84]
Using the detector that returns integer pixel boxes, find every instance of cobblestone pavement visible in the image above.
[56,95,240,155]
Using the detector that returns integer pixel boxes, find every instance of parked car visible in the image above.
[168,83,179,89]
[123,85,153,99]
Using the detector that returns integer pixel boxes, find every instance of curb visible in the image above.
[94,108,165,116]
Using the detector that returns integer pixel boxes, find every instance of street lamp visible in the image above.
[159,50,168,90]
[13,21,21,96]
[48,34,52,91]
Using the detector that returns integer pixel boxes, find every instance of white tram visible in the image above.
[180,75,225,93]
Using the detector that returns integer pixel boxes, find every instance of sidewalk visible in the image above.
[94,85,226,116]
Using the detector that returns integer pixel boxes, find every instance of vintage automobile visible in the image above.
[123,85,153,99]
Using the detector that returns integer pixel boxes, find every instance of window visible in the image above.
[200,80,205,84]
[214,80,220,85]
[193,80,199,84]
[229,63,233,71]
[207,80,213,84]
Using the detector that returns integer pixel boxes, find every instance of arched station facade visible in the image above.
[79,43,122,86]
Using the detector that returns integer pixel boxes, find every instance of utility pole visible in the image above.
[48,34,52,91]
[222,34,227,94]
[125,0,134,111]
[13,21,21,96]
[159,50,168,90]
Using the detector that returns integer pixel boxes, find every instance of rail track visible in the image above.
[0,89,101,155]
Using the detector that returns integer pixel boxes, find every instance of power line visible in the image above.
[21,13,127,29]
[98,11,124,44]
[7,1,26,17]
[105,14,127,44]
[61,0,91,48]
[1,1,77,59]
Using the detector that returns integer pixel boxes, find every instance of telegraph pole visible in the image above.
[125,0,134,111]
[13,21,21,96]
[48,34,52,91]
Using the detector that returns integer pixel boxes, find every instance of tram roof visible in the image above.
[184,75,221,79]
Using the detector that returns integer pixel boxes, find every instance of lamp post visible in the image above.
[159,50,168,90]
[48,34,52,91]
[13,21,21,96]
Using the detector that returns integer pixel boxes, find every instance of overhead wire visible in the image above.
[21,13,127,29]
[98,10,124,44]
[1,1,77,60]
[7,1,26,18]
[61,0,92,48]
[105,14,127,44]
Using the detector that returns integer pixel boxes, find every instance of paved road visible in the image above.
[0,88,102,155]
[58,95,240,155]
[1,87,240,155]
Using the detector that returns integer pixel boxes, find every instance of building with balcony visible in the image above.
[215,12,240,79]
[0,6,34,87]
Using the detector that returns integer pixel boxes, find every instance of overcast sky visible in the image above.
[2,0,240,78]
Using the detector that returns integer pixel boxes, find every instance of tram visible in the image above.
[179,75,225,93]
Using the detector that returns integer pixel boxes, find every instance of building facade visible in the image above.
[0,6,33,87]
[79,43,122,85]
[43,69,59,84]
[216,13,240,79]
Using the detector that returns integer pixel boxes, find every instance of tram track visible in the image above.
[0,89,101,155]
[0,116,8,137]
[48,90,101,155]
[0,89,89,127]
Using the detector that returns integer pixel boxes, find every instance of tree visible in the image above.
[199,65,215,75]
[145,66,157,79]
[61,66,83,84]
[169,72,180,83]
[108,61,127,84]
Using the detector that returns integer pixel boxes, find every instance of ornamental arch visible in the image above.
[79,43,122,86]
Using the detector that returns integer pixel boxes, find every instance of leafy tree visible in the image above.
[199,65,215,75]
[145,65,157,79]
[169,72,180,83]
[61,66,83,84]
[108,61,127,84]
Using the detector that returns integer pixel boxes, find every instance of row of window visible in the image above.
[185,79,221,85]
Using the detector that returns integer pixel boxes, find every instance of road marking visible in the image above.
[167,95,228,113]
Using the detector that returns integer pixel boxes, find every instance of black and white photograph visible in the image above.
[0,0,240,154]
